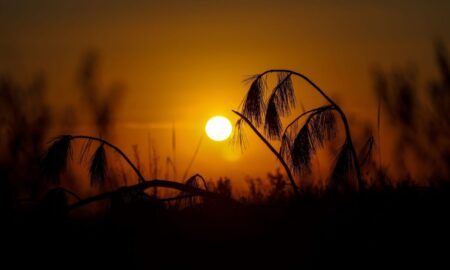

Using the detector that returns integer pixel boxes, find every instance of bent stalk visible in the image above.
[232,110,300,197]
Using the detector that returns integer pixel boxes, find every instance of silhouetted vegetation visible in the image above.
[0,74,50,200]
[373,40,450,183]
[2,43,450,269]
[233,70,370,195]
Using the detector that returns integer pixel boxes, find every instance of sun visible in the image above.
[205,116,232,141]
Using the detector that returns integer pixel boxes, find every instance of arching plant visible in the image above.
[233,70,364,197]
[41,135,232,211]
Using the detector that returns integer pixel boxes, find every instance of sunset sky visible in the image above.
[1,0,449,183]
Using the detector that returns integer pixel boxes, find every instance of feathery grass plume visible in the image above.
[242,74,266,126]
[330,140,354,190]
[236,69,364,193]
[264,94,282,139]
[263,72,295,139]
[286,107,337,175]
[41,135,73,184]
[308,108,336,147]
[359,136,375,167]
[231,118,248,151]
[291,124,314,175]
[280,133,293,166]
[274,72,295,116]
[89,143,107,186]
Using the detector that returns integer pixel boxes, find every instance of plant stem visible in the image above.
[232,110,300,198]
[334,107,365,191]
[282,105,335,136]
[260,70,364,191]
[68,179,238,211]
[71,135,145,183]
[182,135,203,181]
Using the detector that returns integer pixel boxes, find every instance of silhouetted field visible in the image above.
[1,43,450,269]
[3,182,450,269]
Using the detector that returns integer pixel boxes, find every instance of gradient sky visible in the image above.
[1,0,449,183]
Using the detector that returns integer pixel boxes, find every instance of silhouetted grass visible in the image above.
[2,43,450,269]
[233,69,367,197]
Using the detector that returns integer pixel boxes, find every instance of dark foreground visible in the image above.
[3,185,450,269]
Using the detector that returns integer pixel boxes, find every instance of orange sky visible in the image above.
[1,0,450,183]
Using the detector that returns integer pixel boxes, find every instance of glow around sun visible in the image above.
[205,116,232,141]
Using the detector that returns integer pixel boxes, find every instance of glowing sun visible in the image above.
[205,116,232,141]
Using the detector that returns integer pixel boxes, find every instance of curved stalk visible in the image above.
[182,135,204,181]
[282,105,335,136]
[258,70,364,191]
[68,179,238,211]
[258,70,335,105]
[56,187,82,201]
[70,135,145,183]
[333,106,365,190]
[232,110,300,197]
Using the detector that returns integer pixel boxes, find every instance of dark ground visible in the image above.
[2,185,450,269]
